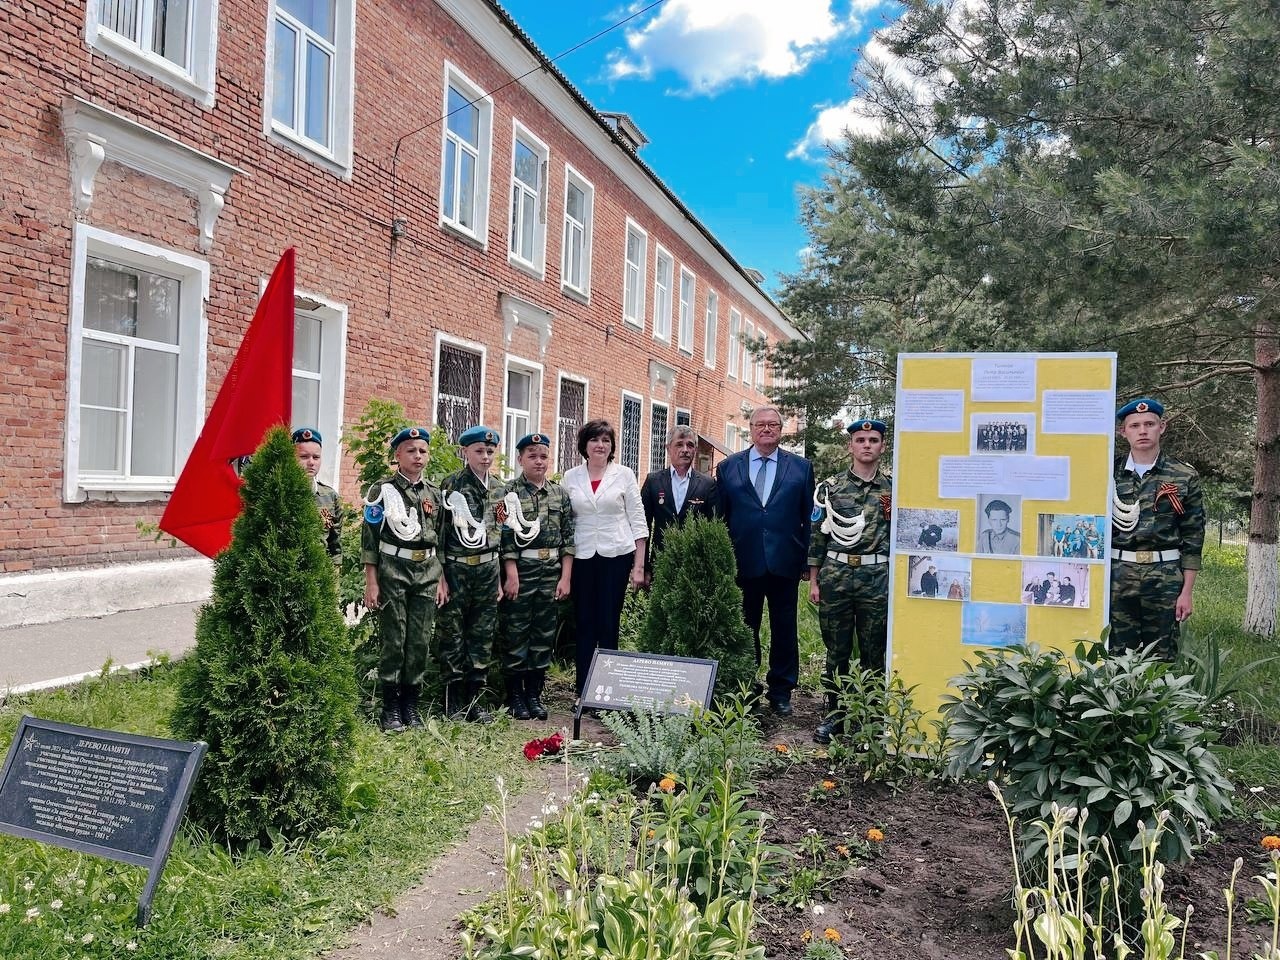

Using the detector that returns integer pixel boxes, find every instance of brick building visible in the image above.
[0,0,797,624]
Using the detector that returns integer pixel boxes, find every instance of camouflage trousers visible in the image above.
[376,555,439,686]
[817,560,888,678]
[503,557,564,675]
[437,558,500,684]
[1109,559,1184,659]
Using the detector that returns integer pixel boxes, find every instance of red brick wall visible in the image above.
[0,0,791,574]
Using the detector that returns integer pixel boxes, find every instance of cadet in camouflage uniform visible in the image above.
[1109,398,1204,660]
[362,427,446,733]
[808,419,893,745]
[437,426,504,722]
[499,433,574,720]
[293,427,343,564]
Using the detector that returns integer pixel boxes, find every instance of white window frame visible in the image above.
[619,390,644,476]
[508,121,548,276]
[704,289,719,370]
[554,371,590,474]
[649,399,670,474]
[263,0,356,176]
[289,290,347,489]
[740,318,755,384]
[86,0,220,107]
[676,408,692,427]
[439,62,494,244]
[64,224,209,503]
[652,245,674,342]
[727,308,741,381]
[622,219,647,329]
[725,422,736,455]
[502,355,543,475]
[432,332,488,442]
[561,164,594,299]
[755,333,767,391]
[677,267,695,356]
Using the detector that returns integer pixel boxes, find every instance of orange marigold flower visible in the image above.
[801,930,813,943]
[866,827,885,842]
[774,743,790,754]
[1261,835,1280,851]
[821,779,837,791]
[646,829,656,839]
[658,776,677,793]
[824,928,842,942]
[835,844,850,858]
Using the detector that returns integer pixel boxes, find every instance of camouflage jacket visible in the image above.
[808,467,893,566]
[439,467,504,558]
[1112,453,1205,571]
[360,472,444,565]
[314,481,344,562]
[499,475,576,560]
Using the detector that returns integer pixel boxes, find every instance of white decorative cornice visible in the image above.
[62,97,242,252]
[649,360,678,400]
[499,293,553,357]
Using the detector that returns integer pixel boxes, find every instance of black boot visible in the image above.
[526,671,549,721]
[400,684,424,729]
[445,680,469,722]
[506,676,531,720]
[465,678,495,724]
[379,682,405,733]
[813,693,841,745]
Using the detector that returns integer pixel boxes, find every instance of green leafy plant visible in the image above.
[595,697,764,786]
[617,585,650,651]
[827,668,942,784]
[943,643,1234,894]
[1178,626,1279,715]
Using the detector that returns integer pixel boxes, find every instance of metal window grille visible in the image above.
[649,404,668,473]
[676,409,691,427]
[620,395,642,473]
[557,378,585,474]
[436,344,481,442]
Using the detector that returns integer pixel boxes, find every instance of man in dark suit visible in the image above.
[716,405,815,716]
[640,424,719,583]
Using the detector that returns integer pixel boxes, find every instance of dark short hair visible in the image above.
[577,419,616,461]
[984,499,1012,516]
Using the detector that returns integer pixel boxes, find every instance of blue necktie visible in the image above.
[754,457,770,504]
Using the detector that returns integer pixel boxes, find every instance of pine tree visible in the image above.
[639,516,756,698]
[170,426,357,842]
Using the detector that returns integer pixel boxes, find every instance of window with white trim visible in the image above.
[65,225,208,502]
[652,246,673,342]
[755,333,767,390]
[740,319,754,383]
[623,220,646,328]
[435,340,484,443]
[677,267,695,355]
[704,290,718,369]
[508,123,547,273]
[561,165,594,296]
[88,0,219,106]
[620,392,643,474]
[556,375,587,474]
[441,65,493,240]
[291,293,347,488]
[649,401,669,474]
[267,0,355,170]
[503,359,542,473]
[675,408,691,427]
[725,423,736,454]
[727,308,741,381]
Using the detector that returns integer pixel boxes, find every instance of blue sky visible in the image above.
[497,0,896,293]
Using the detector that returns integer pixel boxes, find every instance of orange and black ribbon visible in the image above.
[879,493,892,520]
[1155,482,1184,515]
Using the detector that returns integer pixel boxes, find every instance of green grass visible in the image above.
[0,664,535,959]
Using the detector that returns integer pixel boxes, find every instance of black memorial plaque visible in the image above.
[575,650,717,738]
[0,716,205,925]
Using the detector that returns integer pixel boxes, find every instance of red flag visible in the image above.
[160,249,295,557]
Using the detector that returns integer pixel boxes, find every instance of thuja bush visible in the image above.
[640,515,755,698]
[943,643,1233,881]
[170,427,357,843]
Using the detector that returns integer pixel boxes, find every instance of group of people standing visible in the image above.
[297,391,1205,743]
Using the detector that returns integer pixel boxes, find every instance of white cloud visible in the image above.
[607,0,856,95]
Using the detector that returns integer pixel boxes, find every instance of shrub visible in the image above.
[639,515,755,698]
[828,667,943,784]
[942,643,1234,885]
[170,427,357,842]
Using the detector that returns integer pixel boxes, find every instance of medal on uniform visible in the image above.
[658,492,666,505]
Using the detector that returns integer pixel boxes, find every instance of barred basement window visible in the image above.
[620,393,642,474]
[557,377,586,474]
[650,402,668,473]
[436,343,481,442]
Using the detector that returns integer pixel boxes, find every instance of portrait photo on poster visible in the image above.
[906,554,971,600]
[1020,560,1090,608]
[896,508,961,553]
[961,602,1028,647]
[970,413,1036,455]
[1036,513,1106,560]
[975,494,1023,555]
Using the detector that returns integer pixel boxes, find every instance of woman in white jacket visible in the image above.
[562,419,648,695]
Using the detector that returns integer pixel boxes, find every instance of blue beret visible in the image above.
[390,426,430,449]
[517,432,550,451]
[458,425,500,447]
[1117,398,1164,420]
[848,419,888,437]
[291,427,322,445]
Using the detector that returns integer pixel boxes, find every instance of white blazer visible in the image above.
[563,462,649,559]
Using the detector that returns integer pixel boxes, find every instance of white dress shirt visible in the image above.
[670,467,691,514]
[562,462,649,559]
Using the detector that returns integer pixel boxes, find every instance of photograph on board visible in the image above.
[896,508,960,553]
[1020,560,1091,608]
[1036,513,1106,559]
[975,494,1023,555]
[906,554,972,600]
[970,413,1035,455]
[961,602,1028,647]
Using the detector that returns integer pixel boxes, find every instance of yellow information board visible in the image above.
[887,353,1117,711]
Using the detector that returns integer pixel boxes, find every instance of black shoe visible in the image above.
[769,697,793,718]
[506,678,531,720]
[465,679,495,724]
[445,680,469,722]
[379,682,405,733]
[400,684,424,729]
[813,719,837,744]
[526,671,549,721]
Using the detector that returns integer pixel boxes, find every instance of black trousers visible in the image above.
[571,551,635,695]
[739,572,800,700]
